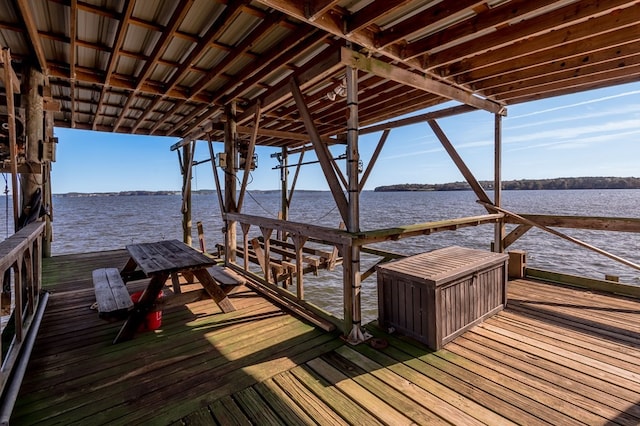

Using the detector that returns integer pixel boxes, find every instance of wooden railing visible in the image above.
[223,210,640,335]
[223,212,504,331]
[0,221,46,398]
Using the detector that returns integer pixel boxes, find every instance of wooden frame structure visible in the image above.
[2,1,640,340]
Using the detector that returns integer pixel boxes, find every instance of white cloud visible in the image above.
[509,89,640,120]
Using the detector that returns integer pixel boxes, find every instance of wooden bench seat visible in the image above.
[92,268,133,321]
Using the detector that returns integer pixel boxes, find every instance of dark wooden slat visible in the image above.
[271,371,348,425]
[253,379,316,426]
[233,386,284,425]
[320,351,454,425]
[448,337,640,424]
[289,365,384,426]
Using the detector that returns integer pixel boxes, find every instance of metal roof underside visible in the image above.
[1,0,639,148]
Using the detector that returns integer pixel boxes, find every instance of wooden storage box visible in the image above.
[376,246,508,350]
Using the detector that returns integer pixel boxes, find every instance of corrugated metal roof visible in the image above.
[0,0,638,145]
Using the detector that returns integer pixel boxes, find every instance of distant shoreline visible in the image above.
[52,177,640,196]
[374,177,640,192]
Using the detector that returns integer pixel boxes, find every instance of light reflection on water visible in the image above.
[6,189,637,323]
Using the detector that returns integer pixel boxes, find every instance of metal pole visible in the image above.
[345,64,367,344]
[224,102,238,263]
[494,113,504,253]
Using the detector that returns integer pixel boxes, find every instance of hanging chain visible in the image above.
[3,174,8,239]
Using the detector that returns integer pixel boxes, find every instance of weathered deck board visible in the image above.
[12,250,640,425]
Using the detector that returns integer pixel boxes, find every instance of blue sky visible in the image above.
[52,81,640,194]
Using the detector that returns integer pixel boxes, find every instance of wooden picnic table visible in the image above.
[113,239,235,343]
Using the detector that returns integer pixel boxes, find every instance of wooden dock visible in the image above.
[12,251,640,425]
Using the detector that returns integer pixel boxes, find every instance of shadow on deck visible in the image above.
[12,250,640,425]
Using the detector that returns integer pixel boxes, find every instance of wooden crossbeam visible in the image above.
[340,47,504,114]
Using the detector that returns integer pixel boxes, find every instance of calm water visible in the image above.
[3,189,638,322]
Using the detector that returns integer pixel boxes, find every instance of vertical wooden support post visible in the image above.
[181,142,193,246]
[292,234,308,300]
[43,162,53,257]
[344,64,366,343]
[241,223,251,271]
[494,112,504,253]
[43,94,55,257]
[25,253,34,316]
[224,102,238,263]
[21,66,44,232]
[1,49,20,231]
[280,148,289,239]
[197,221,206,252]
[207,137,226,219]
[13,263,22,342]
[261,227,273,283]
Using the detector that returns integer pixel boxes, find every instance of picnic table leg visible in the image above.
[113,272,169,344]
[192,269,236,313]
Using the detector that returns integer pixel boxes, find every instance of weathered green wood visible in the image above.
[233,386,284,426]
[16,320,320,424]
[15,252,640,425]
[128,336,343,425]
[306,357,414,425]
[459,331,640,421]
[447,339,634,423]
[321,351,452,425]
[348,335,517,426]
[432,347,605,425]
[254,379,316,426]
[525,268,640,298]
[289,365,384,426]
[179,406,216,426]
[353,214,502,245]
[335,345,495,426]
[210,395,251,425]
[505,214,640,233]
[364,324,545,424]
[272,371,348,426]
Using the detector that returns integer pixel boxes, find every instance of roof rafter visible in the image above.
[424,0,638,70]
[92,0,135,130]
[15,0,48,74]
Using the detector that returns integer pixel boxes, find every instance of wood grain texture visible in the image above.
[12,250,640,425]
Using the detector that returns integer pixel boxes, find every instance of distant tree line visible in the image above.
[374,177,640,192]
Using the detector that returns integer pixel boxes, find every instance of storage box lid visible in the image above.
[376,246,508,286]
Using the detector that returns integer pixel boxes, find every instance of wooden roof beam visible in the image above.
[15,0,48,74]
[346,0,414,36]
[340,47,504,114]
[496,63,640,104]
[219,31,329,104]
[304,0,341,22]
[403,0,560,59]
[256,0,475,98]
[423,0,638,70]
[161,1,250,96]
[70,0,77,128]
[477,45,640,97]
[189,11,283,99]
[360,105,476,135]
[375,0,483,49]
[235,43,345,125]
[115,0,195,133]
[133,0,195,92]
[208,122,340,144]
[93,0,134,130]
[449,11,640,80]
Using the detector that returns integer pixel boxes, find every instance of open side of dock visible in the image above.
[11,251,640,425]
